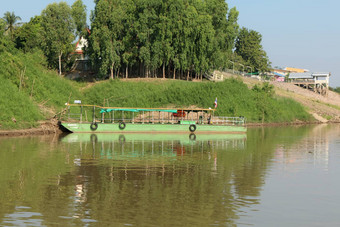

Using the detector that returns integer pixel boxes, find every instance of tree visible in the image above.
[88,0,242,80]
[235,27,270,72]
[2,11,21,40]
[40,2,75,75]
[0,18,5,40]
[15,16,43,52]
[71,0,87,38]
[89,0,125,79]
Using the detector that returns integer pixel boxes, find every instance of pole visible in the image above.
[229,60,234,74]
[239,63,244,75]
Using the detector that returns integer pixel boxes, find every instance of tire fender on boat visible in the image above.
[119,122,126,130]
[90,122,98,131]
[189,124,196,132]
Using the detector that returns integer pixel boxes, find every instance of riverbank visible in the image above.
[1,120,336,137]
[0,119,61,137]
[1,49,337,133]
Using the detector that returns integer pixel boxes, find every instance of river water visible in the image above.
[0,124,340,226]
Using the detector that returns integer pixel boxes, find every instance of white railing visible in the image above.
[212,116,246,126]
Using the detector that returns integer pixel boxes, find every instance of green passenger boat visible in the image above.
[59,103,246,134]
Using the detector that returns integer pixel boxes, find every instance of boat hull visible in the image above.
[61,132,247,143]
[61,122,246,134]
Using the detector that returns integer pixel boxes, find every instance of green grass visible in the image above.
[0,49,82,129]
[82,79,311,123]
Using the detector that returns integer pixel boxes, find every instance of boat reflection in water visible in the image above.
[61,133,247,161]
[56,133,248,225]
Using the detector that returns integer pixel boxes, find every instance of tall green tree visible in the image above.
[121,0,137,78]
[89,0,125,79]
[15,16,43,52]
[71,0,87,38]
[40,2,75,75]
[135,0,160,78]
[2,11,21,40]
[235,27,270,72]
[89,0,242,80]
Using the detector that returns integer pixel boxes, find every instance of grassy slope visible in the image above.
[82,79,311,123]
[0,49,81,129]
[0,49,311,130]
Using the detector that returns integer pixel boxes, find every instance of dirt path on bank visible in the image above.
[0,119,62,137]
[222,72,340,123]
[271,81,340,122]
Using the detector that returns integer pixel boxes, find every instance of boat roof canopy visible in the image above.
[100,108,212,113]
[100,108,178,113]
[66,104,214,113]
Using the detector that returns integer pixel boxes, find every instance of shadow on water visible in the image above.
[0,125,339,226]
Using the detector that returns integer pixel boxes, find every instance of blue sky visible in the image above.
[1,0,339,86]
[228,0,340,86]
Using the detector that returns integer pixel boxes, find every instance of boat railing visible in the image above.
[212,116,246,125]
[99,116,245,126]
[63,104,245,126]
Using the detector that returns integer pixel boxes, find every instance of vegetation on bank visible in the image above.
[2,0,270,80]
[82,79,310,123]
[0,60,311,129]
[0,37,310,130]
[0,46,81,129]
[0,2,310,130]
[330,87,340,94]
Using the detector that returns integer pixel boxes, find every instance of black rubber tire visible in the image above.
[119,122,126,130]
[90,122,98,131]
[189,124,196,132]
[189,133,196,141]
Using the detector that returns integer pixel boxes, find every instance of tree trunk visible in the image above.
[163,63,165,79]
[110,63,114,80]
[58,51,62,75]
[173,68,176,80]
[167,64,170,78]
[126,66,128,78]
[187,71,189,81]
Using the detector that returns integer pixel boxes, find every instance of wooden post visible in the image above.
[92,106,96,123]
[80,105,83,122]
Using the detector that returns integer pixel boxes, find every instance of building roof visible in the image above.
[289,72,331,79]
[312,72,331,77]
[289,73,312,79]
[274,72,285,77]
[285,67,309,73]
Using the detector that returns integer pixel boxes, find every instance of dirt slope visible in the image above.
[270,81,340,122]
[222,72,340,123]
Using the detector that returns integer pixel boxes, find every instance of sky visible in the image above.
[1,0,339,86]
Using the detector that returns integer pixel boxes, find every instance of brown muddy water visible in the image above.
[0,124,340,226]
